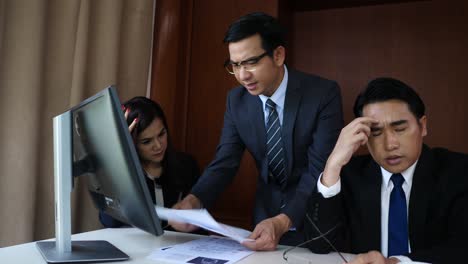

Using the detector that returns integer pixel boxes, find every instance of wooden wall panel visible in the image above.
[185,0,279,230]
[150,0,193,151]
[151,0,468,232]
[291,0,468,153]
[151,0,280,230]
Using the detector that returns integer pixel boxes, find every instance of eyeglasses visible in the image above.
[224,51,269,75]
[282,214,348,263]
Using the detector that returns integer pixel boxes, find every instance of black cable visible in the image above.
[282,214,348,263]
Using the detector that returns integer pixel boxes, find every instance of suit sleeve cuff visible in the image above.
[317,173,341,198]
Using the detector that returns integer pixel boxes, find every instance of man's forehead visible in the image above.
[362,100,412,116]
[362,101,414,125]
[369,119,408,128]
[228,35,263,60]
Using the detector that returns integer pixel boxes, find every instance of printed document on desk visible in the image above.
[147,237,254,264]
[155,206,253,243]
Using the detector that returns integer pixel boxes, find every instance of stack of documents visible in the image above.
[155,206,253,243]
[147,237,254,264]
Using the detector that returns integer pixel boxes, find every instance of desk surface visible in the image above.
[0,228,354,264]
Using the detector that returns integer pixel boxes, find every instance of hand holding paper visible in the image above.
[155,206,253,243]
[170,194,202,232]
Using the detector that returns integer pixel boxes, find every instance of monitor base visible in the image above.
[36,240,129,263]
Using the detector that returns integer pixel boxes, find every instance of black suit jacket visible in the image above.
[305,145,468,264]
[191,69,343,243]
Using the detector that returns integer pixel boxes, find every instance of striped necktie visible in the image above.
[265,99,286,185]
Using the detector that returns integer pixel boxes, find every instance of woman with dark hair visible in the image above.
[99,96,200,229]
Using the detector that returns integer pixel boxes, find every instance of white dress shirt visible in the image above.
[146,172,165,206]
[317,160,419,262]
[258,65,288,126]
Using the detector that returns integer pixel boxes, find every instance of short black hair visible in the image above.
[223,12,286,55]
[353,77,425,119]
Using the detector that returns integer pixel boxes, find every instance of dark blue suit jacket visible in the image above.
[191,69,343,241]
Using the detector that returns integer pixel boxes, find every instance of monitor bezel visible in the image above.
[71,86,163,236]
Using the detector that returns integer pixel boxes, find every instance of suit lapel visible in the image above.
[362,161,383,250]
[282,71,301,180]
[247,94,268,181]
[408,145,434,248]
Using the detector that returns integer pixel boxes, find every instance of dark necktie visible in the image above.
[388,173,409,256]
[265,99,286,185]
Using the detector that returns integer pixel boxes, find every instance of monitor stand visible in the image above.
[36,112,129,263]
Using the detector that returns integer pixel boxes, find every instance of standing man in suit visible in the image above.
[306,77,468,263]
[171,12,343,250]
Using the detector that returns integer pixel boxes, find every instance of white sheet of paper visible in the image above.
[147,237,254,264]
[155,206,253,243]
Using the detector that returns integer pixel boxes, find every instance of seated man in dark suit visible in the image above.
[305,77,468,263]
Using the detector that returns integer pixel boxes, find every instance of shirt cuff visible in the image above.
[391,256,414,263]
[317,173,341,198]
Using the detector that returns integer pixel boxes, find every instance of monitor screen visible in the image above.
[71,86,163,236]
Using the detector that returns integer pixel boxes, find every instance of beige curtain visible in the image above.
[0,0,155,247]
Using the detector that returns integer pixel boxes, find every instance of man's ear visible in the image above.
[419,115,427,137]
[273,46,285,66]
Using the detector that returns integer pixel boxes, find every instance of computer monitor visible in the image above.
[36,86,163,263]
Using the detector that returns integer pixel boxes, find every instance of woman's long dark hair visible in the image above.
[122,96,199,202]
[122,96,175,170]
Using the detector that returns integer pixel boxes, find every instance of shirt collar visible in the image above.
[381,160,418,189]
[259,65,288,112]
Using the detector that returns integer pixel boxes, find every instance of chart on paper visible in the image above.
[147,237,254,264]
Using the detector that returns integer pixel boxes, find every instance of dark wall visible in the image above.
[291,0,468,153]
[151,0,278,230]
[185,0,278,229]
[151,0,468,230]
